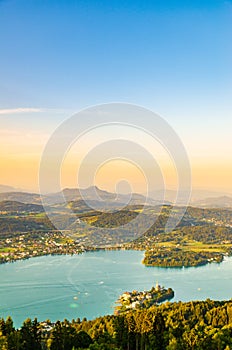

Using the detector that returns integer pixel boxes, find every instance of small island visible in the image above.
[114,283,174,314]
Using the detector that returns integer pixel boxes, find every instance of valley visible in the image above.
[1,188,232,267]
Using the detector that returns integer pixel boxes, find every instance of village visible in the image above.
[115,283,174,314]
[0,231,84,263]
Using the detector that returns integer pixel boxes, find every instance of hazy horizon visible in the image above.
[1,183,232,199]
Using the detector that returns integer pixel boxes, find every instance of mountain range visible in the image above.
[0,184,232,209]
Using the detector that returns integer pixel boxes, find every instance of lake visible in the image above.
[0,250,232,328]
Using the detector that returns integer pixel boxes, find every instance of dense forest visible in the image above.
[143,247,223,267]
[1,299,232,349]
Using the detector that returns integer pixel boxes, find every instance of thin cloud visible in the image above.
[0,108,41,115]
[0,107,74,115]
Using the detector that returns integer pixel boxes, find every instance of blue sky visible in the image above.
[0,0,231,110]
[0,0,232,191]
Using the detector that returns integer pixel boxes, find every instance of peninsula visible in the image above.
[115,283,174,314]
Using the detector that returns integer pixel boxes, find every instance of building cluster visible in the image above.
[116,283,164,312]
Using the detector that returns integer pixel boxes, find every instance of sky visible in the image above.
[0,0,232,194]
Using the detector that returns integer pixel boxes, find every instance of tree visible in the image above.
[73,330,92,349]
[48,321,64,350]
[19,318,41,350]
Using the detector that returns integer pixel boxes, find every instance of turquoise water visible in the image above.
[0,250,232,328]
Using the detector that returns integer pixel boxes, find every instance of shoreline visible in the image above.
[1,251,232,329]
[0,246,229,269]
[0,246,145,265]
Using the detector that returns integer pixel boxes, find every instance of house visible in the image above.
[155,282,161,292]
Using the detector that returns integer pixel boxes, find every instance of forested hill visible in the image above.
[0,200,44,213]
[1,299,232,349]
